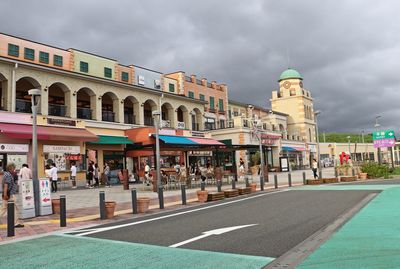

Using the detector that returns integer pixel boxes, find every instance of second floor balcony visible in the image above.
[102,110,115,122]
[192,123,200,131]
[124,114,136,124]
[144,117,154,126]
[49,104,66,117]
[16,99,32,113]
[77,107,92,120]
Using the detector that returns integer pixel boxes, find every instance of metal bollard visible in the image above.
[231,177,236,189]
[302,171,306,185]
[7,200,14,237]
[260,175,264,191]
[335,168,338,178]
[181,184,187,205]
[245,177,249,187]
[288,173,292,187]
[274,174,278,189]
[200,181,205,191]
[99,191,106,220]
[60,195,66,227]
[131,189,137,214]
[319,170,322,179]
[217,180,222,192]
[158,186,164,209]
[352,168,355,177]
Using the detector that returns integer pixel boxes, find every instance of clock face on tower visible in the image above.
[283,81,291,89]
[299,81,303,88]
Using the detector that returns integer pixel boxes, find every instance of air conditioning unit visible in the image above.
[177,122,185,129]
[138,75,145,85]
[154,79,161,89]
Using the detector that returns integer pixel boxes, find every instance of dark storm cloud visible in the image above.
[1,0,400,133]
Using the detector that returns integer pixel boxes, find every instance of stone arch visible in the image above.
[143,99,158,126]
[0,72,8,110]
[102,91,119,122]
[191,107,203,131]
[161,102,174,128]
[124,96,140,124]
[48,82,70,117]
[176,105,189,130]
[15,76,42,113]
[76,87,96,120]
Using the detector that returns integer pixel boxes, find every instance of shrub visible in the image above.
[360,162,389,178]
[251,152,260,165]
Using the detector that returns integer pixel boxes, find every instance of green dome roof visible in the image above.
[278,68,303,82]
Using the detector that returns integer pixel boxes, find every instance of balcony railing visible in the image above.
[144,117,154,126]
[49,104,66,117]
[192,123,200,131]
[16,99,32,113]
[124,114,136,124]
[77,107,92,120]
[102,111,115,122]
[208,107,216,113]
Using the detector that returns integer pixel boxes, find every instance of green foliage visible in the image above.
[319,133,373,143]
[251,151,260,165]
[360,162,389,178]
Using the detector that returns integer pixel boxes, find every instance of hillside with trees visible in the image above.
[319,133,373,143]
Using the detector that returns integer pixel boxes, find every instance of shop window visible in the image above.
[24,48,35,60]
[219,119,225,129]
[205,117,216,130]
[8,44,19,57]
[39,51,49,64]
[160,155,181,169]
[121,71,129,82]
[54,55,63,67]
[44,153,86,171]
[80,61,89,73]
[104,67,112,78]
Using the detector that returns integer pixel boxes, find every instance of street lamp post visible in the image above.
[28,89,41,216]
[361,129,365,161]
[152,110,163,208]
[375,116,382,164]
[314,111,321,172]
[347,135,351,158]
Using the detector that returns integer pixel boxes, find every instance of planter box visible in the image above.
[197,190,208,203]
[137,197,150,213]
[340,176,357,182]
[250,183,257,192]
[105,201,116,219]
[323,178,339,184]
[359,173,368,180]
[207,192,225,201]
[306,179,324,185]
[238,187,252,195]
[224,189,239,198]
[52,199,60,214]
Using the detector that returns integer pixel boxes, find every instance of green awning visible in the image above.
[87,135,133,145]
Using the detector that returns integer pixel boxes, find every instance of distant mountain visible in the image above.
[319,133,373,143]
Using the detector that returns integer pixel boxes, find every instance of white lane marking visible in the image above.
[74,189,288,236]
[169,224,258,248]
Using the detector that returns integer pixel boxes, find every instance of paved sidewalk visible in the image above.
[0,168,332,242]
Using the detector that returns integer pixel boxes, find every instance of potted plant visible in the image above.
[197,190,208,203]
[52,198,60,214]
[137,197,151,213]
[105,201,116,219]
[249,182,257,192]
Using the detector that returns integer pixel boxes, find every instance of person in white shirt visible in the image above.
[18,164,32,182]
[49,163,58,193]
[144,162,152,185]
[70,162,77,189]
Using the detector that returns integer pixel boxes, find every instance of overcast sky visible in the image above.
[1,0,399,134]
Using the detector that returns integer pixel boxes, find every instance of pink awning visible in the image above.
[188,137,225,145]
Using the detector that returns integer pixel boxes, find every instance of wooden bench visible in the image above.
[306,179,324,185]
[238,187,252,195]
[207,192,225,201]
[323,178,339,183]
[340,176,357,182]
[224,189,239,198]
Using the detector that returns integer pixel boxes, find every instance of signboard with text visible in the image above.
[39,178,52,215]
[20,180,35,219]
[373,130,396,148]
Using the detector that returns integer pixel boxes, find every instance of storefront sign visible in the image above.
[161,151,180,156]
[47,118,76,127]
[0,111,32,124]
[43,145,80,154]
[65,154,82,161]
[20,180,35,219]
[0,144,29,153]
[189,151,212,156]
[160,129,176,136]
[260,134,280,146]
[373,138,395,148]
[191,131,205,137]
[39,178,52,215]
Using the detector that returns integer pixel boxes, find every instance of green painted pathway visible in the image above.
[0,234,273,269]
[298,184,397,191]
[297,186,400,268]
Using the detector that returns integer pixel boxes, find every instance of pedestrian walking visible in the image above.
[49,163,58,192]
[70,162,77,189]
[0,163,24,228]
[312,158,318,179]
[94,163,100,187]
[87,161,94,188]
[104,162,111,187]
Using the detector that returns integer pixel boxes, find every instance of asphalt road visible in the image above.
[81,189,377,258]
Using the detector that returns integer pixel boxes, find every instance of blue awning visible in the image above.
[282,146,296,152]
[157,135,198,145]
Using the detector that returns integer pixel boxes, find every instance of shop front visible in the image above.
[281,144,307,170]
[0,143,30,172]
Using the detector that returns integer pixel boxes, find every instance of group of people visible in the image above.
[86,161,111,188]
